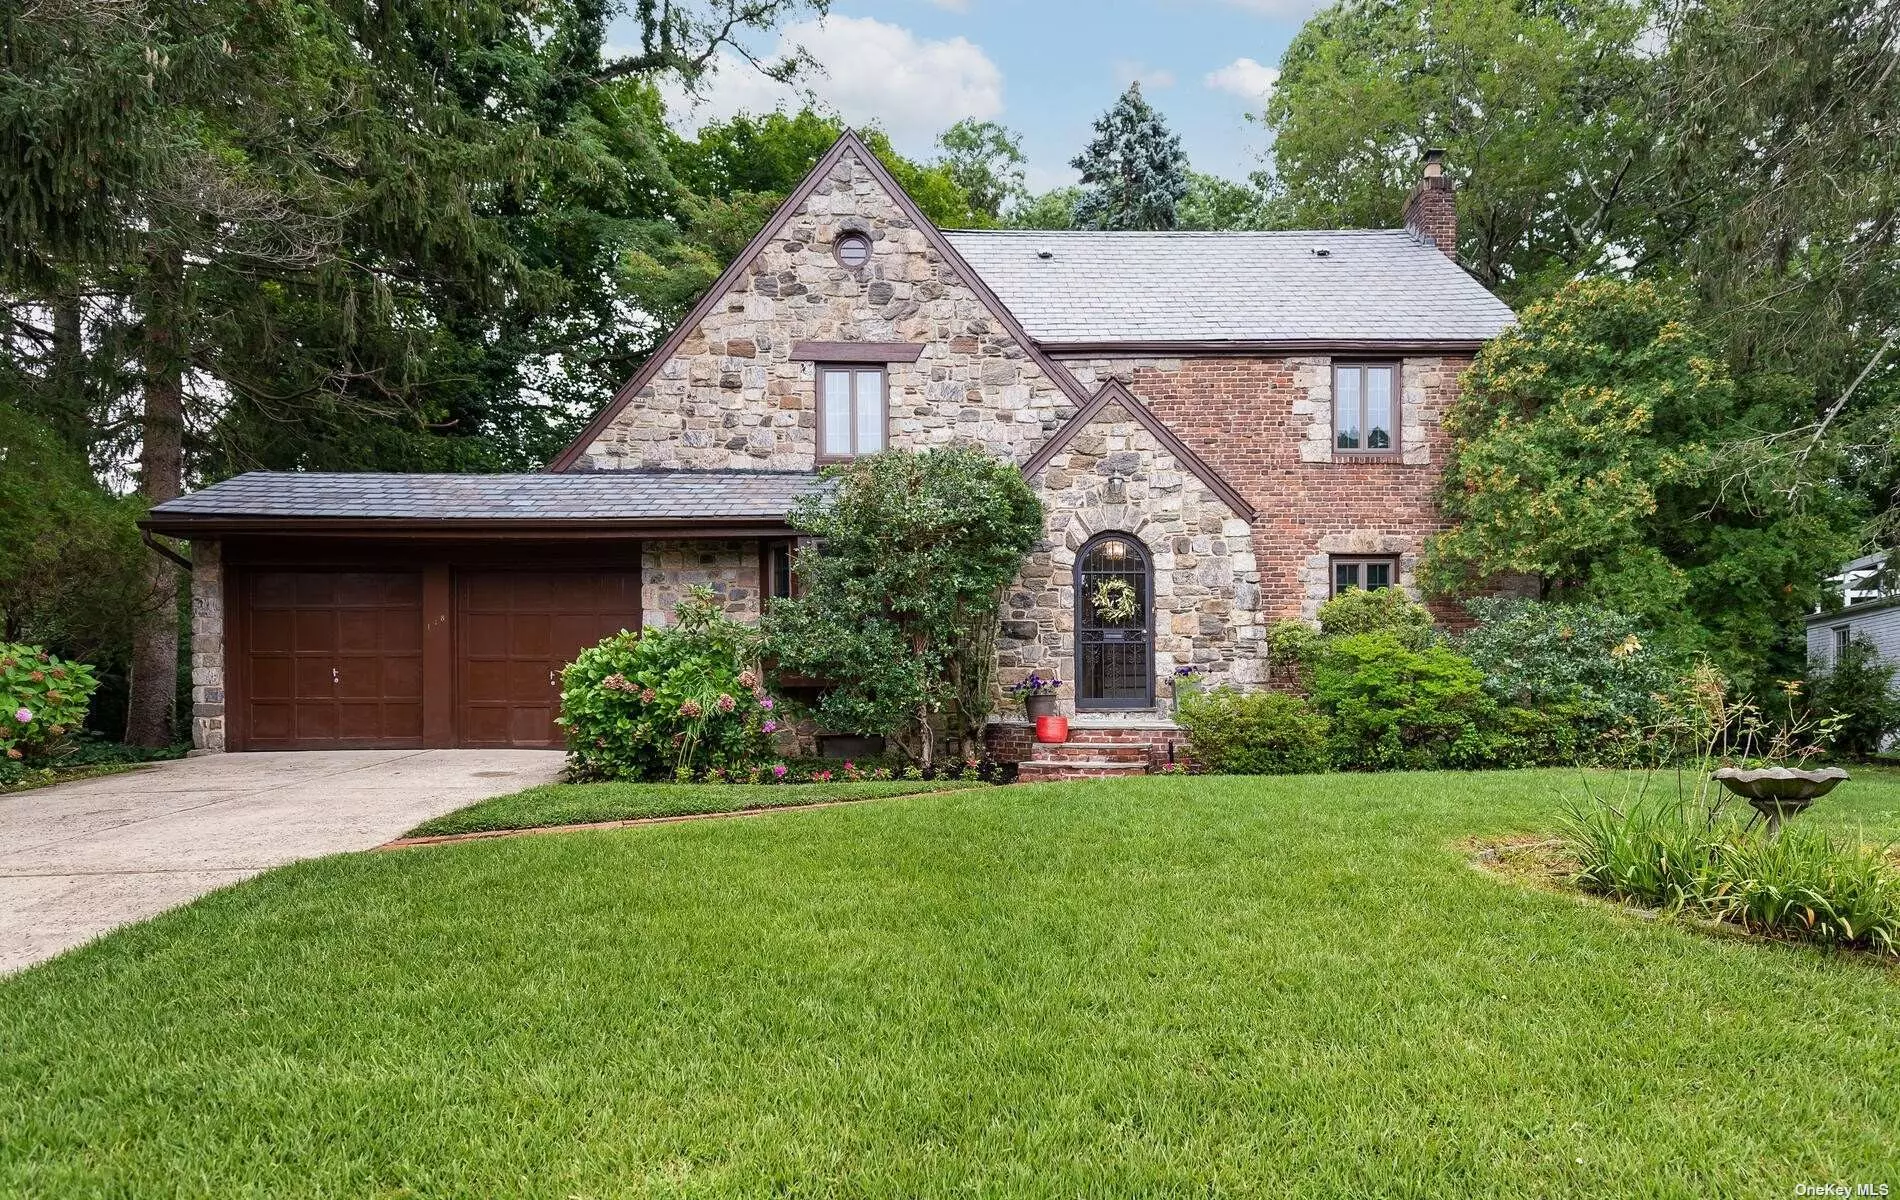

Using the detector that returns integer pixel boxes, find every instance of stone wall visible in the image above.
[189,539,225,752]
[1001,398,1264,715]
[576,147,1079,471]
[641,539,761,628]
[1053,354,1471,624]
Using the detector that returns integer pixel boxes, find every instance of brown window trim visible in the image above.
[1331,555,1399,597]
[760,538,798,603]
[815,363,890,463]
[1332,360,1402,459]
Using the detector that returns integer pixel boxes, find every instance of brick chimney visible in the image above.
[1402,147,1456,256]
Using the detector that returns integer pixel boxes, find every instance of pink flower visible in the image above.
[678,699,703,718]
[12,708,30,724]
[738,669,759,689]
[640,688,656,704]
[814,770,832,782]
[771,763,788,778]
[716,693,736,713]
[760,697,774,711]
[761,720,778,734]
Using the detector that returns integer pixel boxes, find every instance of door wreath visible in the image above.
[1090,577,1139,623]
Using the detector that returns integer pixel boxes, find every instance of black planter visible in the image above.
[1025,694,1059,720]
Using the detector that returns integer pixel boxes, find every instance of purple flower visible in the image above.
[760,697,775,711]
[772,763,788,778]
[761,720,778,734]
[12,708,29,724]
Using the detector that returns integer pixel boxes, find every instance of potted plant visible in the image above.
[1007,673,1065,720]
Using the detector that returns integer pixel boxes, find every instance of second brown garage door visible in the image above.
[455,570,642,748]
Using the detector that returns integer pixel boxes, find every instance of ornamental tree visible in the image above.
[1421,278,1857,687]
[762,447,1043,766]
[1070,83,1191,231]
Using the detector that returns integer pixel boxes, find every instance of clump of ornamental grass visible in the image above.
[1560,661,1899,956]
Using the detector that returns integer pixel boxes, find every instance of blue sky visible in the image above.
[625,0,1324,192]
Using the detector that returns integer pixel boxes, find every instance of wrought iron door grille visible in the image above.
[1077,535,1153,709]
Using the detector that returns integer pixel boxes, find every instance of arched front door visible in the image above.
[1076,533,1154,709]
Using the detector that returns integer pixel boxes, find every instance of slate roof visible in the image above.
[146,470,824,523]
[943,228,1515,345]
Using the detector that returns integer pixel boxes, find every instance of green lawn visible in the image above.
[404,779,988,838]
[4,769,1898,1197]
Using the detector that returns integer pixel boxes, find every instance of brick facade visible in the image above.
[1052,354,1472,624]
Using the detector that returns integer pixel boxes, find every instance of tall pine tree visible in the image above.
[1070,83,1190,231]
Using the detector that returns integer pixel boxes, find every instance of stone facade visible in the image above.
[1052,354,1472,624]
[576,148,1079,471]
[1000,399,1263,716]
[189,539,225,752]
[642,539,760,628]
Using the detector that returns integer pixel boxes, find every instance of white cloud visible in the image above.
[1204,57,1281,105]
[655,16,1004,155]
[1219,0,1331,18]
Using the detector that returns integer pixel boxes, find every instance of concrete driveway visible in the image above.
[0,749,564,974]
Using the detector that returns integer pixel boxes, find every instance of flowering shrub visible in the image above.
[1,644,97,762]
[559,588,776,782]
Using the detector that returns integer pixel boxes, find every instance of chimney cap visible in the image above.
[1423,147,1447,178]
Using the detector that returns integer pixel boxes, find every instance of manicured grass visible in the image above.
[4,768,1898,1197]
[405,779,986,838]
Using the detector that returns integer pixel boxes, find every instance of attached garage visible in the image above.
[142,472,817,753]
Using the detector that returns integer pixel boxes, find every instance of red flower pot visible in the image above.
[1034,715,1069,744]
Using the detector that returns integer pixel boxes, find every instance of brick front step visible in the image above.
[1029,741,1152,764]
[1016,759,1151,782]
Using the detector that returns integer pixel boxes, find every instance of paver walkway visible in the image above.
[0,749,563,974]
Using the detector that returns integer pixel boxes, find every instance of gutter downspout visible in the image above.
[141,528,193,572]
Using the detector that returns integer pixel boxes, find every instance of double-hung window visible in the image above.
[818,365,887,461]
[1334,362,1399,456]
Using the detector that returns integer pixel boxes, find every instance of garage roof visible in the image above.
[144,470,824,534]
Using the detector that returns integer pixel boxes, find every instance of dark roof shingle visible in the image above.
[944,228,1514,345]
[147,470,823,523]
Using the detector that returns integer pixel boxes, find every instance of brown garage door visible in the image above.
[455,570,641,748]
[243,571,425,750]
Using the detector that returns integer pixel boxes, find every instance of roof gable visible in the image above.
[547,130,1093,472]
[1023,381,1256,523]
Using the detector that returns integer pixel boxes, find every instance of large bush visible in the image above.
[1309,633,1501,770]
[1316,586,1435,645]
[763,446,1042,765]
[1803,634,1900,760]
[1,643,97,762]
[560,589,774,782]
[1460,597,1684,762]
[1175,687,1331,775]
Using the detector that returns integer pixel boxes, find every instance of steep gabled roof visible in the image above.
[1023,381,1257,523]
[942,228,1514,348]
[546,130,1094,472]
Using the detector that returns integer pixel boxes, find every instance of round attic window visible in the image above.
[834,232,871,268]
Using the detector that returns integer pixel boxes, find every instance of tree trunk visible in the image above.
[126,246,186,748]
[49,291,86,447]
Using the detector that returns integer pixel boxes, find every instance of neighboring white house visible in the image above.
[1806,552,1900,666]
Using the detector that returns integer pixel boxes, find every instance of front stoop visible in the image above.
[1016,720,1182,782]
